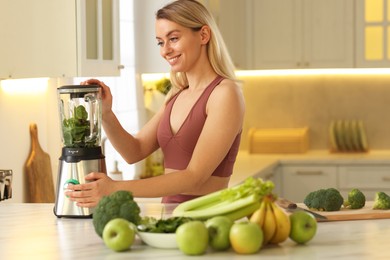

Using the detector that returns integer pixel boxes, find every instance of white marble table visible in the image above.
[1,203,390,259]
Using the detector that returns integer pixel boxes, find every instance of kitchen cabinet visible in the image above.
[355,0,390,67]
[147,0,354,70]
[0,0,120,79]
[205,0,249,69]
[280,165,338,202]
[251,0,354,69]
[279,163,390,202]
[338,165,390,200]
[204,0,354,69]
[133,0,171,73]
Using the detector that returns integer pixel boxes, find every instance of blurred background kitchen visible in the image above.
[1,0,390,203]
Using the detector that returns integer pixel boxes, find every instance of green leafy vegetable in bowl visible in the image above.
[136,216,193,249]
[137,216,193,233]
[137,231,178,249]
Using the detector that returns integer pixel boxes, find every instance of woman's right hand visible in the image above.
[81,79,113,116]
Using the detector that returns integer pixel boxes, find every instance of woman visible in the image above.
[66,0,245,207]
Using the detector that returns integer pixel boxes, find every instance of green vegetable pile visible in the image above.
[93,190,141,237]
[303,188,344,211]
[155,78,171,95]
[373,192,390,210]
[343,188,366,209]
[62,105,97,147]
[137,216,193,233]
[304,188,390,211]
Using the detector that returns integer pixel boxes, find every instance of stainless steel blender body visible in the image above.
[54,148,106,218]
[54,85,106,218]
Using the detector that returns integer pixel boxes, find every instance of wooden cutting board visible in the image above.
[296,201,390,222]
[24,123,55,203]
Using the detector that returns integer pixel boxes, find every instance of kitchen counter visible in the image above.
[1,202,390,259]
[230,149,390,186]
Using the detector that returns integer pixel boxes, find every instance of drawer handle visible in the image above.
[295,171,323,176]
[382,177,390,182]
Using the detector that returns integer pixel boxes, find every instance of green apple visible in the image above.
[176,221,209,255]
[102,218,135,252]
[205,216,233,251]
[229,221,263,254]
[289,211,317,244]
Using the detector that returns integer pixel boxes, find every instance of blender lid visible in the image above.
[57,85,100,94]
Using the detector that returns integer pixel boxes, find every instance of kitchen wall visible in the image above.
[238,71,390,152]
[0,78,63,203]
[0,74,145,203]
[0,0,147,203]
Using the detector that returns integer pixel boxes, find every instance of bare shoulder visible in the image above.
[218,78,242,91]
[206,78,245,121]
[209,78,244,104]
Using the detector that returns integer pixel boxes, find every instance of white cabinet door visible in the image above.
[78,0,121,77]
[215,0,250,69]
[252,0,353,69]
[355,0,390,67]
[338,165,390,200]
[281,165,338,202]
[302,0,354,68]
[197,0,250,69]
[252,0,302,69]
[0,0,120,79]
[133,0,171,73]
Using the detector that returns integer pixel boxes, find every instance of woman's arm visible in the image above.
[120,79,244,194]
[68,79,244,207]
[83,79,163,164]
[102,107,163,164]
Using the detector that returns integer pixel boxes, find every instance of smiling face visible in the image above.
[155,19,209,73]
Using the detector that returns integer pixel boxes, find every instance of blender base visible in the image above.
[54,158,106,218]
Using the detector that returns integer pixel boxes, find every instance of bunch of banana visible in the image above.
[249,198,291,245]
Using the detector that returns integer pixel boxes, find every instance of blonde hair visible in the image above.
[156,0,236,96]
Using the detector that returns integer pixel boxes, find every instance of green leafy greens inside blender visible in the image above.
[62,105,97,147]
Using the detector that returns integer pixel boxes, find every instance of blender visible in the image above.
[54,85,106,218]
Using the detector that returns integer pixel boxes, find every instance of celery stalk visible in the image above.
[222,201,261,221]
[172,189,223,214]
[175,194,259,219]
[172,177,274,220]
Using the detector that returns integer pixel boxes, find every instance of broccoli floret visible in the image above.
[92,190,141,237]
[343,188,366,209]
[303,188,344,211]
[373,191,390,210]
[303,190,321,209]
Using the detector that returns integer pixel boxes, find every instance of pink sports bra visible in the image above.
[157,76,242,203]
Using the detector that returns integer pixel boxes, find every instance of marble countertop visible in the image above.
[1,203,390,259]
[230,150,390,186]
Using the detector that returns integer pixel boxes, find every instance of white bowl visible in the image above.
[137,232,178,249]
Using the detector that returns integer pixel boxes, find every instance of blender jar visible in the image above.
[55,85,106,218]
[57,85,102,148]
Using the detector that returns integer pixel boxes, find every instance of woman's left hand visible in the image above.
[65,172,114,208]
